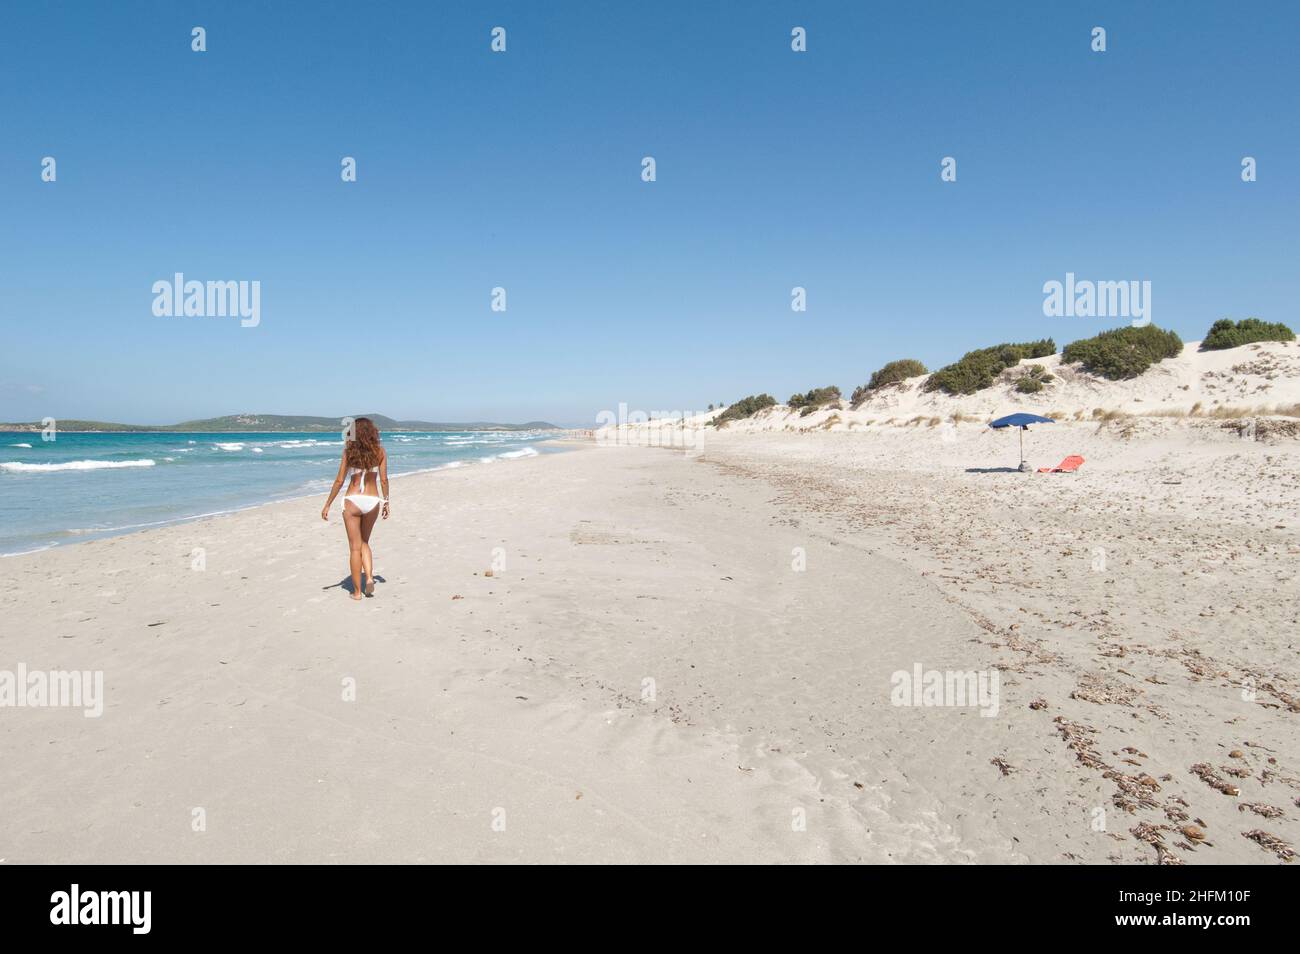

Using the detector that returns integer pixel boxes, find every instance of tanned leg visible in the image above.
[343,503,364,600]
[359,505,380,595]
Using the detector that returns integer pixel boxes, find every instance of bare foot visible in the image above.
[351,590,363,601]
[365,577,375,598]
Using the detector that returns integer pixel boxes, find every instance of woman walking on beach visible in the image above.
[321,417,390,600]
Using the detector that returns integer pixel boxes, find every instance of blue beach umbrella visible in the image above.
[989,413,1055,471]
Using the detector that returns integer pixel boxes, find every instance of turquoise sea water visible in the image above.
[0,430,556,556]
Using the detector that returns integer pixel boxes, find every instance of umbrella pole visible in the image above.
[1019,428,1024,468]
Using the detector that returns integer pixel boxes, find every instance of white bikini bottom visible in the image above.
[342,495,384,515]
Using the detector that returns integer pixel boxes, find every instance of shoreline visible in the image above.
[0,439,567,558]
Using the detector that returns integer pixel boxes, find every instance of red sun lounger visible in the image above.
[1038,455,1084,474]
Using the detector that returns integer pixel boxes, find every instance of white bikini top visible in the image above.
[345,465,379,494]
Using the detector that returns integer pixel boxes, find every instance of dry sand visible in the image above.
[3,361,1298,863]
[693,422,1300,864]
[0,444,1008,863]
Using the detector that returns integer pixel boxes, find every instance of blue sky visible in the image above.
[1,1,1296,426]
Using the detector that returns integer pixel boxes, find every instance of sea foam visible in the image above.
[1,459,157,473]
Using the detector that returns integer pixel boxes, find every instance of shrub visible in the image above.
[924,339,1055,395]
[709,394,776,426]
[1013,364,1054,393]
[787,386,841,409]
[868,359,928,391]
[1061,325,1183,380]
[1200,318,1295,351]
[851,359,928,407]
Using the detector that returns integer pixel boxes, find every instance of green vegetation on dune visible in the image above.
[867,359,927,391]
[1014,364,1054,394]
[787,386,841,409]
[709,394,776,426]
[1200,317,1295,351]
[923,339,1055,395]
[1060,325,1183,380]
[851,359,928,406]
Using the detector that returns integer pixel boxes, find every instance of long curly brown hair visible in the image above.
[345,417,383,469]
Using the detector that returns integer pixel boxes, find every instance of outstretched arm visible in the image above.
[321,453,347,520]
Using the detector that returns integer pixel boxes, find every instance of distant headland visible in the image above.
[0,413,560,433]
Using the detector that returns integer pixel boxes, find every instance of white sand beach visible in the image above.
[7,0,1298,891]
[4,344,1298,864]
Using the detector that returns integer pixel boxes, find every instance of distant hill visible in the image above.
[0,413,560,433]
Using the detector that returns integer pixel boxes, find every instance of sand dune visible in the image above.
[600,340,1300,447]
